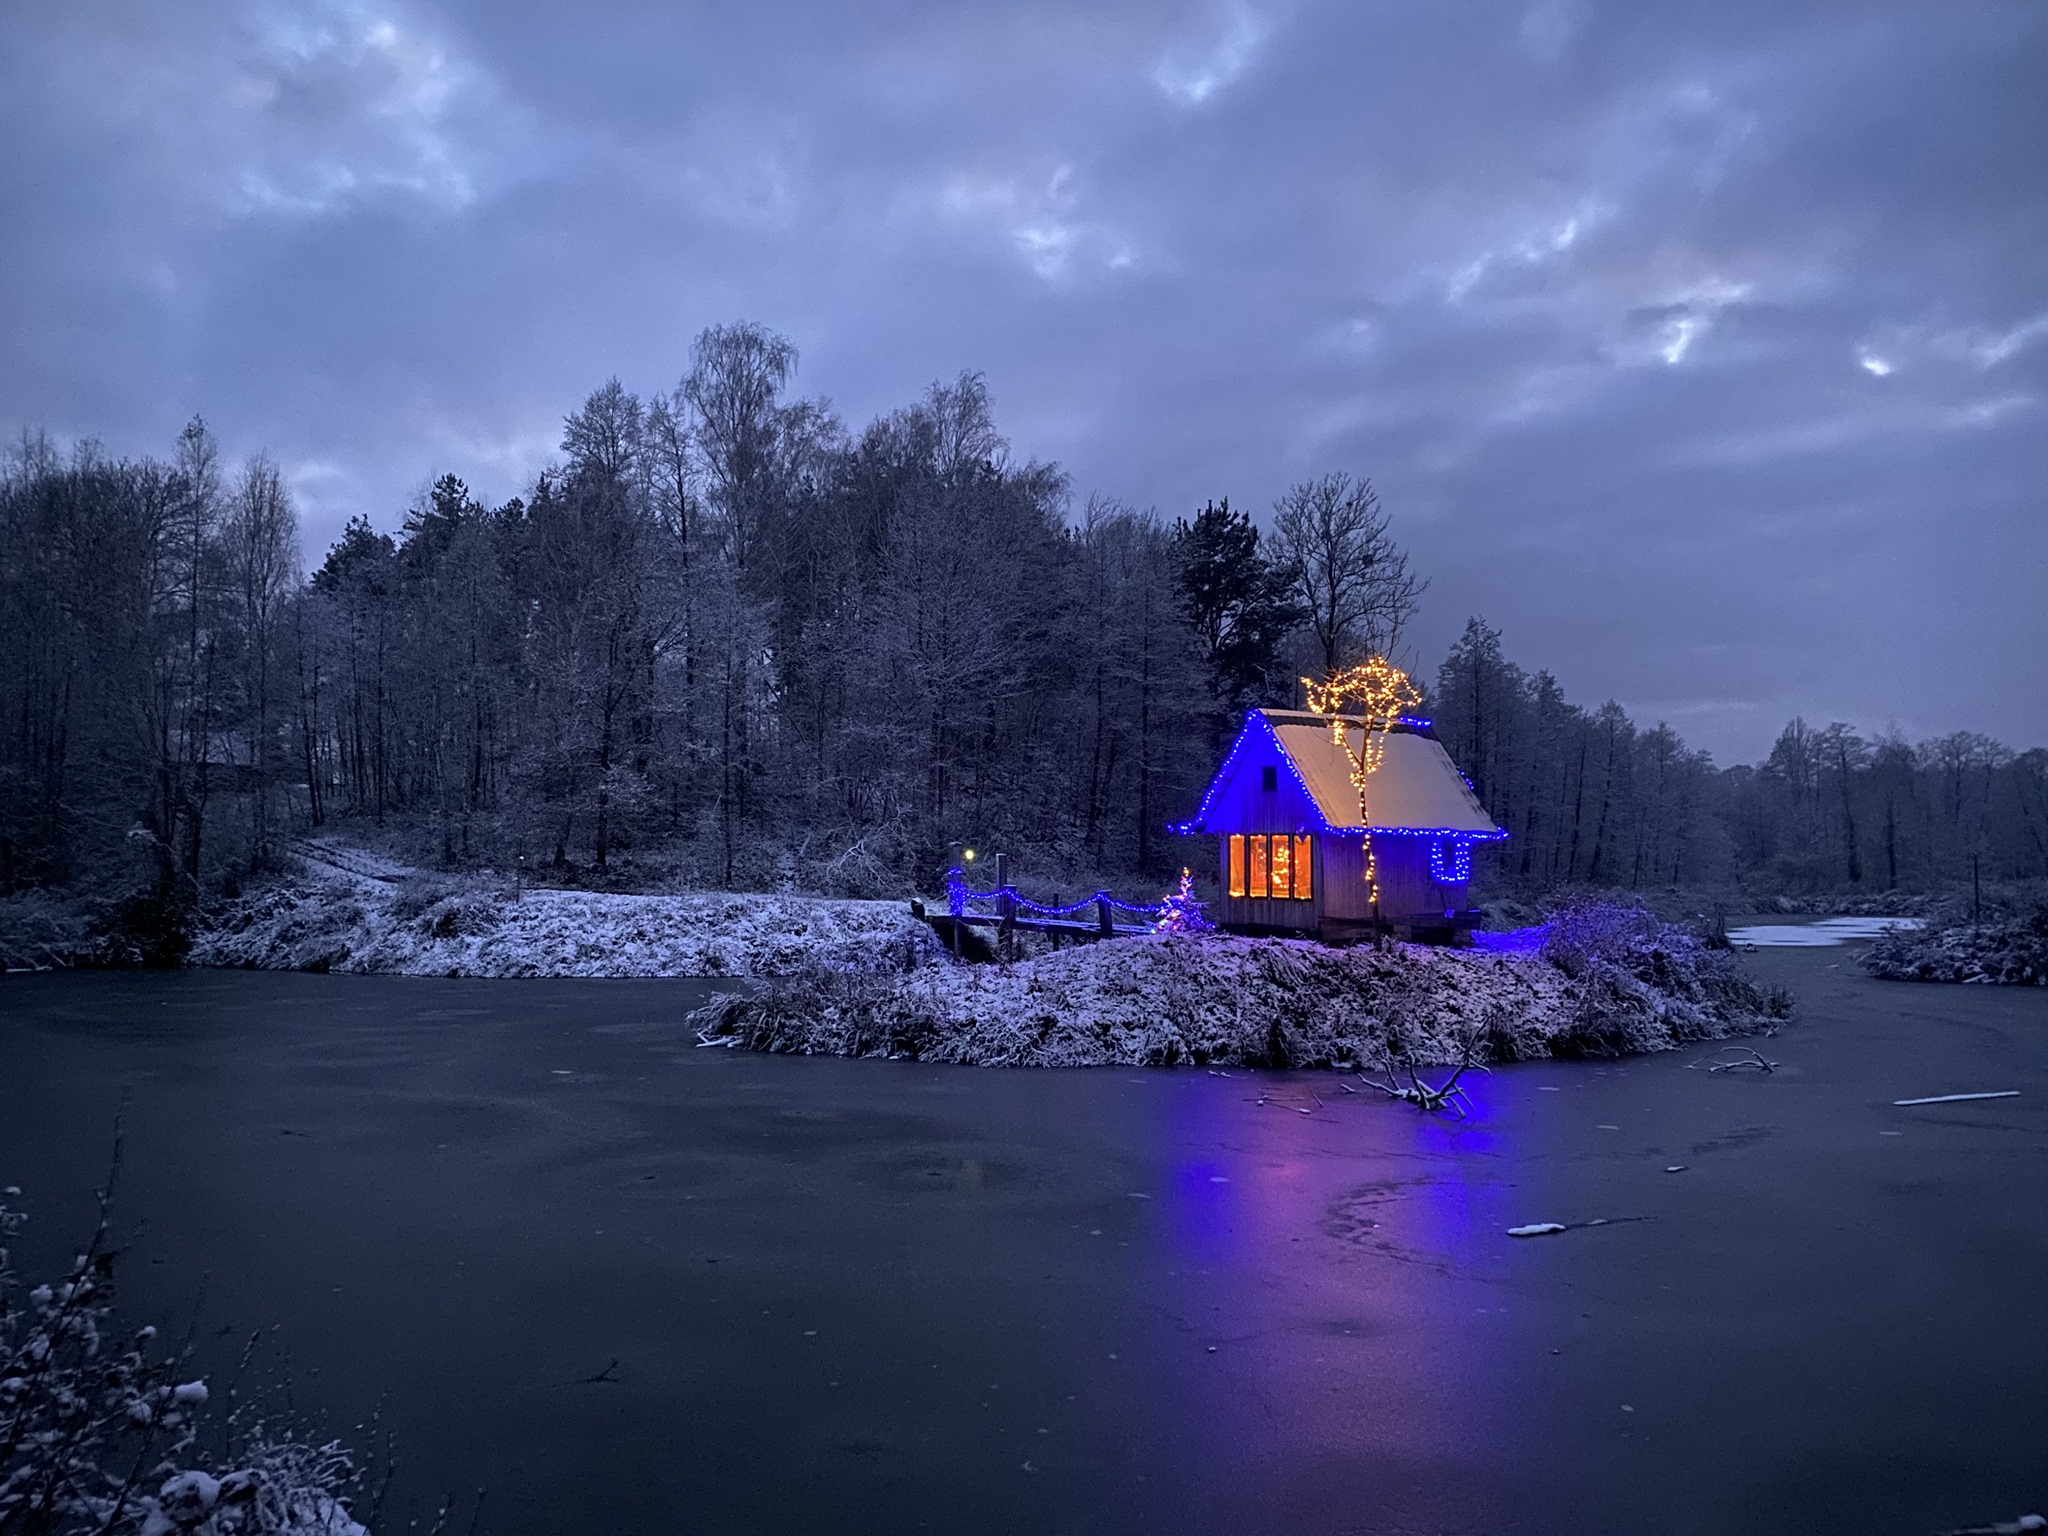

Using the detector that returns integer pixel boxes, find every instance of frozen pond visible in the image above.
[1727,915,1926,947]
[1,951,2042,1535]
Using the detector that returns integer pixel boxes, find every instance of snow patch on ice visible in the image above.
[1729,916,1924,947]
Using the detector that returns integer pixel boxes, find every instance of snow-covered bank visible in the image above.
[191,870,1786,1070]
[689,902,1790,1069]
[1862,903,2048,986]
[191,871,937,978]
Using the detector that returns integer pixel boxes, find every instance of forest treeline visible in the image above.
[3,322,2043,922]
[1433,620,2048,896]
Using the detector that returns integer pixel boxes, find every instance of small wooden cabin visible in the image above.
[1174,709,1504,943]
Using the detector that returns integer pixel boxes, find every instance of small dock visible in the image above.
[911,855,1158,958]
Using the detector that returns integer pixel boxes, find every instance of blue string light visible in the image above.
[1428,837,1473,884]
[944,867,1168,920]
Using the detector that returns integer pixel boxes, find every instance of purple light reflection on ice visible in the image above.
[1147,1069,1532,1526]
[1166,1156,1244,1267]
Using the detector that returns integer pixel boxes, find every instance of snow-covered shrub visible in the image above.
[0,1190,366,1535]
[690,905,1787,1070]
[1538,897,1790,1056]
[0,890,102,970]
[0,889,191,970]
[1863,899,2048,986]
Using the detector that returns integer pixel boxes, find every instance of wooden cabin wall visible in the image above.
[1306,839,1466,928]
[1307,837,1475,936]
[1373,842,1446,926]
[1214,832,1477,932]
[1317,837,1371,921]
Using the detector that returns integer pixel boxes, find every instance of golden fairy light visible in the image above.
[1302,657,1423,911]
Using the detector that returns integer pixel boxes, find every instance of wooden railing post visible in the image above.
[997,853,1015,955]
[1097,894,1112,937]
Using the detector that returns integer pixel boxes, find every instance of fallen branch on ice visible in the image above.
[1688,1046,1779,1073]
[1356,1030,1485,1117]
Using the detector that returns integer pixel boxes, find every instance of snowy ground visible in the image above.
[192,846,934,979]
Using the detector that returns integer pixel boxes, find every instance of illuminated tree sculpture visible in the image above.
[1301,656,1423,912]
[1154,866,1215,934]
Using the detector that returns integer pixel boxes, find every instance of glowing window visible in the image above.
[1248,834,1268,898]
[1293,835,1313,900]
[1268,835,1291,898]
[1227,835,1246,898]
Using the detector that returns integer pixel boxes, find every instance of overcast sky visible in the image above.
[4,0,2043,763]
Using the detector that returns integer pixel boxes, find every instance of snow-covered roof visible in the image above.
[1181,708,1502,837]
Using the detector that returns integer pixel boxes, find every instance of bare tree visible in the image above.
[166,416,225,894]
[562,377,643,494]
[226,455,300,870]
[1271,472,1424,679]
[683,322,797,570]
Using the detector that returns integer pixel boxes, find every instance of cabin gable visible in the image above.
[1201,721,1325,839]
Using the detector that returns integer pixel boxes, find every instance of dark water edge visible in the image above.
[1,951,2043,1536]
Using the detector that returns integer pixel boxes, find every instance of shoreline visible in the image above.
[19,872,1791,1072]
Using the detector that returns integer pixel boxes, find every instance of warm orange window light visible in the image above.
[1293,835,1313,900]
[1248,834,1268,898]
[1227,835,1246,897]
[1268,834,1291,898]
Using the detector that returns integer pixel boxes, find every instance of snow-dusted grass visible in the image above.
[690,900,1790,1070]
[1863,901,2048,986]
[191,867,940,979]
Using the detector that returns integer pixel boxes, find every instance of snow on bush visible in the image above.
[689,898,1789,1069]
[1862,899,2048,986]
[0,890,101,970]
[0,1190,366,1535]
[190,870,942,979]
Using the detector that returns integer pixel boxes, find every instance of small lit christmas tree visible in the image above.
[1154,867,1215,934]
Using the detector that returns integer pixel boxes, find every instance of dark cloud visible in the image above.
[3,0,2042,760]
